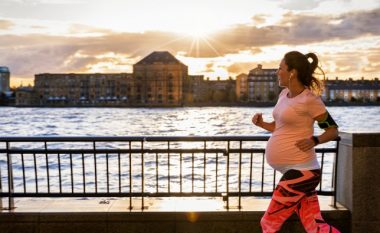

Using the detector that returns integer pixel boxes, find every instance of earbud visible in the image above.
[288,73,293,84]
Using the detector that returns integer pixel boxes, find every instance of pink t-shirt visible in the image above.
[265,88,326,171]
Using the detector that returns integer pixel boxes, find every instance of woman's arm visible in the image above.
[252,113,276,132]
[295,111,339,152]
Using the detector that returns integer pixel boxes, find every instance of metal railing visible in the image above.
[0,136,340,210]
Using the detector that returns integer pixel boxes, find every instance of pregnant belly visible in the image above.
[266,135,313,165]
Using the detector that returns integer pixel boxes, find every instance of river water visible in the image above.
[1,106,379,136]
[0,106,379,194]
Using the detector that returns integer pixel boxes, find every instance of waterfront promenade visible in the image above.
[1,132,379,233]
[0,196,349,233]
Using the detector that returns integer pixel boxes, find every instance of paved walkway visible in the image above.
[1,196,345,213]
[0,197,350,233]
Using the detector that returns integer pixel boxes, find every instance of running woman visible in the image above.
[252,51,340,233]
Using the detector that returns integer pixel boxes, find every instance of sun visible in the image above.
[185,25,212,39]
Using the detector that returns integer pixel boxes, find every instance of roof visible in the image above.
[16,86,34,92]
[0,66,10,72]
[325,80,380,90]
[135,51,185,65]
[248,64,276,76]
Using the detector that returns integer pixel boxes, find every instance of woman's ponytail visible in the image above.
[284,51,324,95]
[305,53,318,73]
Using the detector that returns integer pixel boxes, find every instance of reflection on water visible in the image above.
[0,106,379,137]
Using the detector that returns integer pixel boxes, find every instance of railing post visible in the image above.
[225,140,230,209]
[332,138,340,208]
[141,139,145,210]
[167,141,170,194]
[45,141,50,194]
[0,143,2,209]
[238,140,242,209]
[129,141,132,210]
[6,141,15,209]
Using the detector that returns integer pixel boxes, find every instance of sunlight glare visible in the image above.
[157,197,223,212]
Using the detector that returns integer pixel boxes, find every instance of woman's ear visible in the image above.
[290,69,297,77]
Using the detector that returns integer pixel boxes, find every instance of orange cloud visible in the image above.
[1,7,380,84]
[0,19,14,30]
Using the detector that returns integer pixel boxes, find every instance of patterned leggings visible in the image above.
[260,169,340,233]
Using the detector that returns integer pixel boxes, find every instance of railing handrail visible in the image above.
[0,135,340,210]
[0,135,275,142]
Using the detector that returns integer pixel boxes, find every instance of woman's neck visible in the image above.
[287,83,305,98]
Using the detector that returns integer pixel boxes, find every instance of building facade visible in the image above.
[236,73,248,101]
[183,75,208,104]
[207,77,236,103]
[132,51,187,106]
[15,86,37,106]
[19,52,380,107]
[34,73,133,106]
[0,66,10,95]
[323,77,380,102]
[18,51,190,107]
[239,64,280,103]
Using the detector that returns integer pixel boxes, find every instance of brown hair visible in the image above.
[284,51,324,95]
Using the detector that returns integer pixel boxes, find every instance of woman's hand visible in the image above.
[252,113,276,132]
[252,113,263,127]
[295,138,316,152]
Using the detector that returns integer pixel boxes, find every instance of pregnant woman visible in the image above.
[252,51,340,233]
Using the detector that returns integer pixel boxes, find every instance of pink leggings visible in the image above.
[260,169,340,233]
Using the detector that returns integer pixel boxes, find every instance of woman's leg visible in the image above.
[260,196,299,232]
[296,192,341,233]
[261,170,318,232]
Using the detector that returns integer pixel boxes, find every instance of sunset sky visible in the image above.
[1,0,380,87]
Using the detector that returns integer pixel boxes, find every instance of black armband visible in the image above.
[317,111,338,129]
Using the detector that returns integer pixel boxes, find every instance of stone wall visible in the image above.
[337,132,380,233]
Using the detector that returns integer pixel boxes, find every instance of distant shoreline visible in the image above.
[2,102,380,108]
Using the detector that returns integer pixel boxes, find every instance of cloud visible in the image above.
[1,7,380,83]
[361,48,380,75]
[4,0,83,5]
[278,0,326,10]
[30,25,46,29]
[227,61,279,77]
[0,31,209,77]
[227,62,255,74]
[67,24,113,35]
[0,0,88,21]
[0,19,14,30]
[251,14,268,25]
[321,47,380,78]
[213,7,380,49]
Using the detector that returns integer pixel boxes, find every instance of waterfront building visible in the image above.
[133,51,187,106]
[0,66,10,95]
[34,73,133,106]
[323,77,380,102]
[238,64,280,103]
[183,75,208,104]
[19,52,380,107]
[236,73,248,101]
[206,77,236,103]
[15,86,37,106]
[27,51,190,107]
